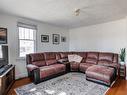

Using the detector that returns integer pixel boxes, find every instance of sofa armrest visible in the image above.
[26,64,39,72]
[26,65,40,84]
[33,68,40,84]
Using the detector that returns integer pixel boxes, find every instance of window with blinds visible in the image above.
[18,22,37,57]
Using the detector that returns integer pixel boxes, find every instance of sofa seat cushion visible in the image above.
[86,65,115,85]
[39,64,65,78]
[39,66,56,78]
[70,62,80,71]
[32,61,46,67]
[98,62,120,75]
[50,64,66,73]
[79,63,94,73]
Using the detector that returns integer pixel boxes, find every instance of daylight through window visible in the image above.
[18,23,36,57]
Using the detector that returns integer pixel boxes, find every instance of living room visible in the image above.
[0,0,127,95]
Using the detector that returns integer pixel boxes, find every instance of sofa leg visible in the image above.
[33,69,40,84]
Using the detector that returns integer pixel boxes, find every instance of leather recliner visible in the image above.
[26,51,119,85]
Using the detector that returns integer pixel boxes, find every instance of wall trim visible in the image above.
[15,73,28,79]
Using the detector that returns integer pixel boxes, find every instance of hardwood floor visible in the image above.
[106,79,127,95]
[7,78,127,95]
[7,78,32,95]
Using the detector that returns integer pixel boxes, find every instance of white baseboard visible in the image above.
[15,73,28,79]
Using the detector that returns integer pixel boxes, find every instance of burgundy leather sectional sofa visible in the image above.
[26,52,120,86]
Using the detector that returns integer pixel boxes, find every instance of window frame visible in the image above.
[18,26,37,58]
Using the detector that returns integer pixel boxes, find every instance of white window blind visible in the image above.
[18,22,37,57]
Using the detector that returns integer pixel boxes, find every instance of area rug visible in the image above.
[15,73,109,95]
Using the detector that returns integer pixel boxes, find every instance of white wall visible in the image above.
[0,13,69,79]
[37,25,69,52]
[69,18,127,53]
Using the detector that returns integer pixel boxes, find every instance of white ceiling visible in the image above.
[0,0,127,29]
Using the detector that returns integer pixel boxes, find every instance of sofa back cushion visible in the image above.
[46,60,57,66]
[87,52,98,59]
[30,53,45,62]
[30,53,46,66]
[86,52,99,64]
[44,52,57,65]
[98,53,118,65]
[44,52,56,60]
[55,52,61,60]
[99,53,113,62]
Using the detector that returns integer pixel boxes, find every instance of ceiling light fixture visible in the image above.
[74,8,80,16]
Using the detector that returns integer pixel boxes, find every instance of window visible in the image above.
[18,22,36,57]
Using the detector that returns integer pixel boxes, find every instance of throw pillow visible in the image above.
[73,54,83,63]
[68,55,75,62]
[68,54,83,63]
